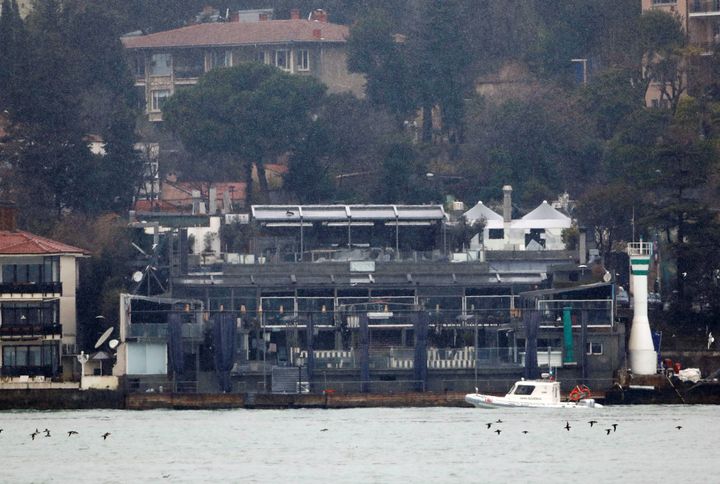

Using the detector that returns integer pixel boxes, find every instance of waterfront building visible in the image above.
[0,203,88,382]
[115,198,623,395]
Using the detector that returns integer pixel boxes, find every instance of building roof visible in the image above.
[522,201,570,221]
[121,19,349,50]
[252,204,446,225]
[0,230,88,256]
[463,201,503,228]
[512,201,572,230]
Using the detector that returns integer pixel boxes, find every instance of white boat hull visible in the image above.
[465,393,603,409]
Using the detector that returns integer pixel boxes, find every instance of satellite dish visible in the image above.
[132,271,144,283]
[603,271,612,283]
[108,339,119,350]
[94,327,114,349]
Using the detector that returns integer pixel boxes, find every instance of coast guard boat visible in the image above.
[465,378,603,409]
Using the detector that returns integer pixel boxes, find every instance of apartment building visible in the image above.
[122,9,365,122]
[642,0,720,106]
[0,204,88,381]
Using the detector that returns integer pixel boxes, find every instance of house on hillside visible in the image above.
[464,185,572,252]
[122,8,365,122]
[0,204,88,382]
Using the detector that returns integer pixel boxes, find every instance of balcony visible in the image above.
[0,324,62,339]
[0,366,56,378]
[0,282,62,295]
[690,0,720,16]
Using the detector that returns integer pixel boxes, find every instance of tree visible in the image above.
[0,0,28,112]
[347,9,415,124]
[576,183,635,259]
[637,9,687,112]
[163,63,327,204]
[582,68,648,139]
[406,0,474,143]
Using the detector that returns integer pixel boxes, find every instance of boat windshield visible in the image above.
[513,384,535,395]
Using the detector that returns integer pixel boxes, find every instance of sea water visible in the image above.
[0,405,717,483]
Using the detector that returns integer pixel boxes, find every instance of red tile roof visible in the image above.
[0,230,88,255]
[122,19,349,50]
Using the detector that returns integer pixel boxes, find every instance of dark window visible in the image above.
[525,228,546,248]
[2,257,58,284]
[174,50,204,78]
[134,54,145,78]
[2,344,58,369]
[488,229,504,240]
[514,384,535,395]
[585,342,603,355]
[1,301,59,325]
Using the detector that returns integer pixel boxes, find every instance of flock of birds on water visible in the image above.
[0,418,687,444]
[0,428,110,441]
[480,418,684,435]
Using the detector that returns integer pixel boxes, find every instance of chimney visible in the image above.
[502,185,512,223]
[259,12,268,21]
[208,187,217,214]
[290,8,300,20]
[312,28,322,39]
[578,228,587,265]
[0,201,17,231]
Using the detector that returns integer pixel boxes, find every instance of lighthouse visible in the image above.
[627,241,657,375]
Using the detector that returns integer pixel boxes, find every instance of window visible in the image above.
[513,384,535,395]
[274,49,290,71]
[586,342,603,355]
[0,301,59,326]
[134,54,146,78]
[525,228,546,248]
[1,257,58,284]
[488,229,504,240]
[2,344,58,369]
[255,50,267,64]
[210,50,231,69]
[297,49,310,71]
[174,50,204,78]
[149,53,172,76]
[151,90,171,112]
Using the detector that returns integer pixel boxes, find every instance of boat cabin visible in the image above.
[506,380,561,404]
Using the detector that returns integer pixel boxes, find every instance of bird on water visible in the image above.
[612,423,618,432]
[675,426,682,430]
[605,429,612,435]
[495,429,501,435]
[67,431,79,437]
[485,423,492,429]
[102,432,111,440]
[588,420,598,427]
[564,421,571,431]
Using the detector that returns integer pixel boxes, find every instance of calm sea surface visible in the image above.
[0,405,717,483]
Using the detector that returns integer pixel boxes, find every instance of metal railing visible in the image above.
[0,324,62,338]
